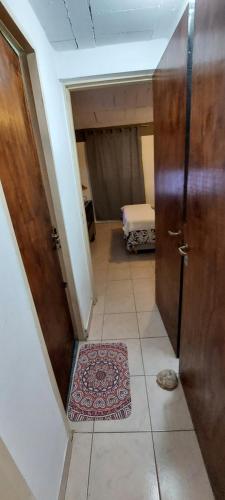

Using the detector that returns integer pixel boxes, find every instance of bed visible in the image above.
[121,204,155,253]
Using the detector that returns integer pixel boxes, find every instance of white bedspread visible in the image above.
[122,204,155,236]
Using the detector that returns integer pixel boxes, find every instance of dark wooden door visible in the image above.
[180,0,225,497]
[0,33,74,406]
[153,8,188,354]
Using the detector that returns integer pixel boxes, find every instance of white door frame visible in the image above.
[62,70,153,325]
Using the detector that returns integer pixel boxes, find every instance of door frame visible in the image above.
[62,70,153,329]
[0,8,84,340]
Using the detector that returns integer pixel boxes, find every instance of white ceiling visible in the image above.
[71,82,153,129]
[29,0,187,51]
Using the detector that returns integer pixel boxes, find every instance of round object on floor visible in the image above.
[156,369,178,391]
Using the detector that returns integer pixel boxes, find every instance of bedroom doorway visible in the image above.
[67,79,157,327]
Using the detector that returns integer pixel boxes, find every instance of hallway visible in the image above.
[66,223,213,500]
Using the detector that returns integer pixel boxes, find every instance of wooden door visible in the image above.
[180,0,225,497]
[0,33,74,406]
[153,8,188,354]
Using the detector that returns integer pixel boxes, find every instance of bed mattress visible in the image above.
[122,204,155,236]
[121,204,155,252]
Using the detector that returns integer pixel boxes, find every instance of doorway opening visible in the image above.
[68,80,156,328]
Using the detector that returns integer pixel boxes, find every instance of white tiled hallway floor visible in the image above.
[66,223,214,500]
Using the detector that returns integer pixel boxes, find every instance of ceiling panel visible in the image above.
[91,0,161,14]
[51,39,78,50]
[29,0,73,42]
[93,9,157,36]
[67,0,95,48]
[91,0,183,14]
[29,0,187,50]
[95,30,153,46]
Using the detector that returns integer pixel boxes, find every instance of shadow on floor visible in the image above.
[109,228,155,263]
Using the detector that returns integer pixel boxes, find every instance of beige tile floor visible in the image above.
[66,222,214,500]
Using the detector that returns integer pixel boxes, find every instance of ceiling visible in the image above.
[29,0,186,51]
[71,82,152,129]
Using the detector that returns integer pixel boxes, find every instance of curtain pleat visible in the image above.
[85,127,146,220]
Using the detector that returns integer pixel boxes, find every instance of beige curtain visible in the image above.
[85,127,145,220]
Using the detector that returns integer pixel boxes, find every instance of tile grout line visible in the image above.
[101,334,168,340]
[73,429,195,435]
[138,312,162,500]
[86,431,94,500]
[100,257,110,341]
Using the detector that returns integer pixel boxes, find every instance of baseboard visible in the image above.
[85,299,94,338]
[58,435,73,500]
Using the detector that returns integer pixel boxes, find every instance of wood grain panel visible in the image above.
[153,8,188,354]
[180,0,225,497]
[0,33,74,406]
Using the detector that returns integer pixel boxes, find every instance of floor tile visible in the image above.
[88,433,159,500]
[141,338,179,375]
[134,292,155,313]
[130,259,154,268]
[92,256,109,271]
[128,252,155,263]
[133,278,155,312]
[105,280,135,313]
[125,339,144,375]
[92,294,105,315]
[110,221,123,229]
[108,262,131,281]
[130,263,155,279]
[102,312,139,339]
[153,431,214,500]
[94,278,107,296]
[146,376,193,431]
[88,314,103,340]
[69,419,94,433]
[137,310,168,338]
[65,434,92,500]
[132,277,154,293]
[94,376,150,432]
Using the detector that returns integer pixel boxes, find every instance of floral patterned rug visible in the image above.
[67,342,131,421]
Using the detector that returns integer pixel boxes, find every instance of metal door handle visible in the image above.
[168,230,181,236]
[178,244,189,256]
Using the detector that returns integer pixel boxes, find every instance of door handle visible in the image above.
[178,244,189,256]
[168,230,181,236]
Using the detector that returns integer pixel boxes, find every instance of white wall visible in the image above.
[0,187,69,500]
[54,39,168,81]
[0,438,34,500]
[77,142,93,201]
[141,135,155,206]
[2,0,93,331]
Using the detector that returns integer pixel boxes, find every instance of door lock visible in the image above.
[51,227,61,250]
